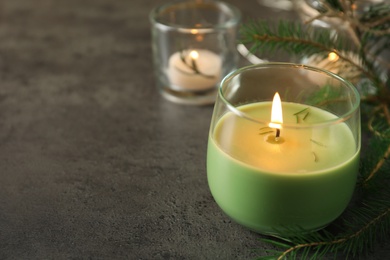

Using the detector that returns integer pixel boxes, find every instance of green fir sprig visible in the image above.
[241,20,384,91]
[241,0,390,258]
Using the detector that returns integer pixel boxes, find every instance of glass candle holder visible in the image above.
[207,63,361,236]
[150,0,241,105]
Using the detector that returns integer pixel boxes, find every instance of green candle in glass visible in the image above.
[207,63,361,236]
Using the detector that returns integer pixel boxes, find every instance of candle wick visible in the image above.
[276,129,280,139]
[266,132,284,144]
[191,56,198,73]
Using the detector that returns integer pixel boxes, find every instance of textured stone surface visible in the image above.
[0,0,388,259]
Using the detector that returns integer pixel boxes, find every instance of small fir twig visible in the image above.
[364,144,390,183]
[312,152,318,162]
[310,139,327,148]
[294,107,310,123]
[259,205,390,260]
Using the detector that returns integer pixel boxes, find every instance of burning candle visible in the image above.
[167,49,222,91]
[303,52,361,84]
[207,92,360,235]
[268,92,283,140]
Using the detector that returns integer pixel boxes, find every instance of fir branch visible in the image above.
[305,1,389,93]
[364,144,390,183]
[361,120,390,183]
[307,1,390,36]
[241,20,348,55]
[257,201,390,259]
[240,20,385,90]
[359,3,390,35]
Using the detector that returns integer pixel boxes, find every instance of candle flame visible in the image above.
[190,50,199,60]
[269,92,283,129]
[328,52,339,62]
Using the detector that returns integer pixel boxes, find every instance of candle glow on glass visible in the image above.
[315,52,340,70]
[303,51,361,84]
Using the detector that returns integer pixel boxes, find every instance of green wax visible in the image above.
[207,102,360,235]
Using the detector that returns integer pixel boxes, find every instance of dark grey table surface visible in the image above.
[0,0,388,259]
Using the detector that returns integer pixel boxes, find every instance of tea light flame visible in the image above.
[190,50,199,60]
[328,52,339,62]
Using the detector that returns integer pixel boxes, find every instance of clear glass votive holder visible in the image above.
[149,0,241,105]
[207,63,361,236]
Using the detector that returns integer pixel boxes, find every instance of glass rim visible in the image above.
[219,62,361,129]
[149,0,241,32]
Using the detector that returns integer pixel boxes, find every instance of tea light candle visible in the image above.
[207,93,360,234]
[303,52,361,84]
[167,49,222,91]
